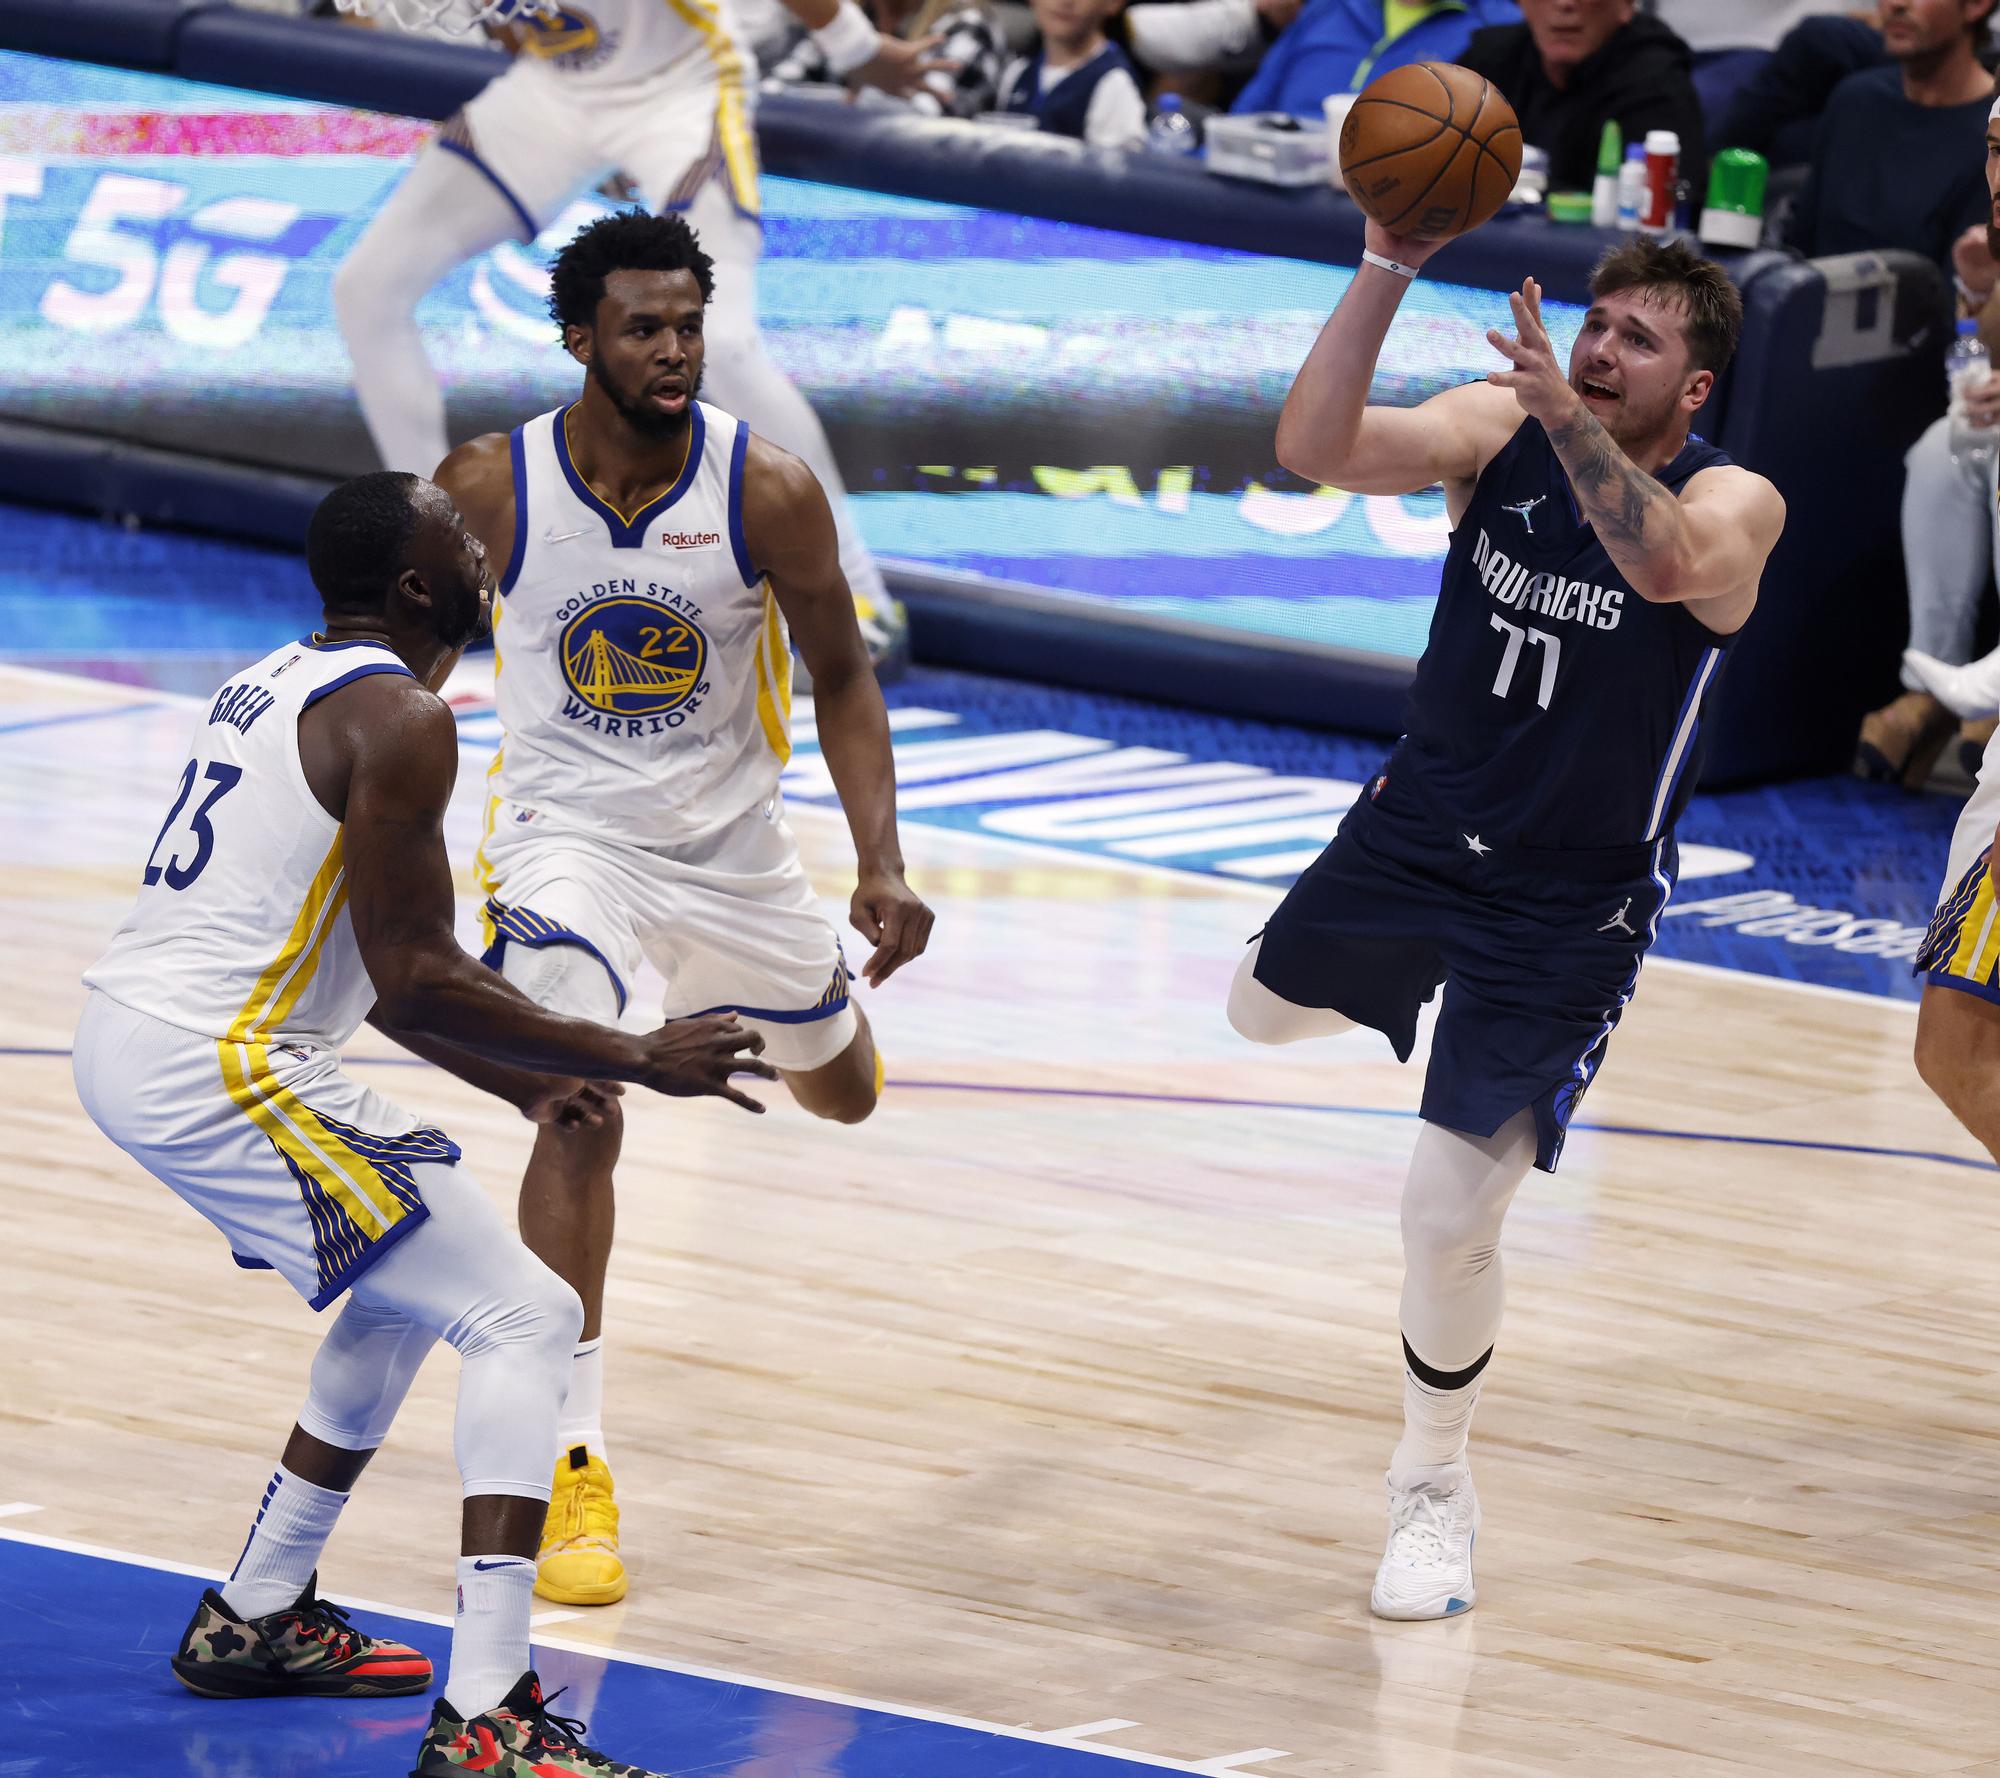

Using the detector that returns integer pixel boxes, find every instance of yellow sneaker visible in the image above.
[534,1444,626,1606]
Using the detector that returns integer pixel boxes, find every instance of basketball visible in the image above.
[1338,62,1522,240]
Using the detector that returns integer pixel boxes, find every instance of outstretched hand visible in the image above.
[520,1078,624,1131]
[1485,277,1575,426]
[635,1014,778,1113]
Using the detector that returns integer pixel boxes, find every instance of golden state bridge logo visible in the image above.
[507,5,613,68]
[559,597,707,721]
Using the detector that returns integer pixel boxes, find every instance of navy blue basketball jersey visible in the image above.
[1399,419,1739,852]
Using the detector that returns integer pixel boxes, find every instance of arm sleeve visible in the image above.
[1126,0,1261,75]
[1084,65,1151,148]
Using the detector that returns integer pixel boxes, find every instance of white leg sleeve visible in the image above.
[1226,935,1358,1044]
[333,145,527,476]
[688,186,890,607]
[1397,1111,1536,1375]
[345,1160,584,1501]
[296,1299,440,1452]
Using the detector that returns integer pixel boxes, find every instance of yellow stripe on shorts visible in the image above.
[1948,869,2000,980]
[659,0,761,215]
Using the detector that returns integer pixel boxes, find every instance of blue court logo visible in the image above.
[560,598,707,718]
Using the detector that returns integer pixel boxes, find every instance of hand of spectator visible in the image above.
[1954,224,1998,306]
[1255,0,1303,34]
[1963,373,2000,432]
[846,31,958,98]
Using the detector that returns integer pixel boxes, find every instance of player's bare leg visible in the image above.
[780,1004,880,1125]
[1915,982,2000,1164]
[517,1110,626,1605]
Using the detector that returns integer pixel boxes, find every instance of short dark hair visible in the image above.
[1588,237,1743,378]
[306,472,423,614]
[547,209,716,338]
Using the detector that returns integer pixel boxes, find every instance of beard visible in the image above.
[591,353,703,439]
[435,577,492,651]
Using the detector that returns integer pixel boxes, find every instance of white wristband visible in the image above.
[812,0,880,76]
[1361,248,1419,280]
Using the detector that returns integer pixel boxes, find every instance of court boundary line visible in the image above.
[0,1043,1981,1170]
[0,1524,1251,1775]
[0,661,1928,1014]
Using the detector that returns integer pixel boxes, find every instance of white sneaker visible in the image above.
[1369,1467,1480,1621]
[1903,646,2000,720]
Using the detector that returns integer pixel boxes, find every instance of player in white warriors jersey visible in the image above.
[436,210,934,1607]
[333,0,937,668]
[74,472,773,1778]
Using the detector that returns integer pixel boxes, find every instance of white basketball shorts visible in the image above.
[72,991,453,1310]
[477,797,858,1072]
[1917,729,2000,1006]
[452,55,761,241]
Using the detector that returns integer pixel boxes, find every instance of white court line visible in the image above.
[0,1524,1260,1777]
[1051,1719,1143,1738]
[530,1609,585,1627]
[1194,1751,1291,1773]
[0,1502,44,1519]
[1,663,1930,1016]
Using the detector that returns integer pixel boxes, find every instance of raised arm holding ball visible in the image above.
[1228,64,1785,1622]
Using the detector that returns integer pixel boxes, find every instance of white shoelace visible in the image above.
[1385,1490,1457,1572]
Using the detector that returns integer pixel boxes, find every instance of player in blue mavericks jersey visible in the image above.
[1228,233,1785,1620]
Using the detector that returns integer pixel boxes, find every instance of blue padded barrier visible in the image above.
[0,0,189,70]
[1707,250,1947,784]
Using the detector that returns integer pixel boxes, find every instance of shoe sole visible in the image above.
[171,1657,431,1698]
[1368,1588,1475,1621]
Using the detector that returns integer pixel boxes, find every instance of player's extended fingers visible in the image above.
[1485,327,1526,362]
[717,1082,769,1113]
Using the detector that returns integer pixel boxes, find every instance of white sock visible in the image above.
[555,1337,607,1465]
[221,1465,349,1619]
[1388,1362,1484,1485]
[446,1554,536,1719]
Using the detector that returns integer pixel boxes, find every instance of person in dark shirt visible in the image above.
[1459,0,1706,197]
[1787,0,1995,268]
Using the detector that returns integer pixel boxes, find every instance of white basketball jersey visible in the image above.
[485,400,792,850]
[84,638,414,1049]
[498,0,748,88]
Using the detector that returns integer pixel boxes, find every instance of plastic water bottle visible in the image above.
[1949,318,1997,474]
[1147,94,1201,157]
[1614,142,1647,231]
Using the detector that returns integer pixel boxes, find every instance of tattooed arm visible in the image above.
[1487,277,1784,632]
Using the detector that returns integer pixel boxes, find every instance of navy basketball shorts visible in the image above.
[1252,769,1673,1172]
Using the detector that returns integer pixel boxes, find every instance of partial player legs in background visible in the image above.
[675,180,906,674]
[1917,981,2000,1167]
[333,142,528,475]
[497,934,632,1605]
[1373,1112,1532,1621]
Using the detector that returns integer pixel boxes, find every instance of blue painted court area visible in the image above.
[0,1533,1181,1778]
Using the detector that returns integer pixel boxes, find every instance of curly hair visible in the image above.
[306,472,423,615]
[547,209,716,339]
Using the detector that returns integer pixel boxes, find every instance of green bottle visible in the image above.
[1590,121,1621,228]
[1699,149,1768,249]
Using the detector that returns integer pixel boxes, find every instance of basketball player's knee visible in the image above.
[813,1079,878,1125]
[1914,995,1987,1112]
[1400,1183,1496,1276]
[451,1264,583,1381]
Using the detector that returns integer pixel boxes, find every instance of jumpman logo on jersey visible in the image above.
[1502,496,1546,533]
[1598,897,1636,936]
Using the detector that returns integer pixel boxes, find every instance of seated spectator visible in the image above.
[1208,0,1523,121]
[1787,0,1994,267]
[1859,213,2000,787]
[1654,0,1853,140]
[1458,0,1707,197]
[1710,12,1888,168]
[767,0,1009,116]
[999,0,1149,146]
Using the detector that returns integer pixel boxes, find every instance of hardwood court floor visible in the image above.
[4,661,1998,1778]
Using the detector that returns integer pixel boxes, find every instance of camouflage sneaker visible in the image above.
[171,1575,432,1698]
[411,1670,665,1777]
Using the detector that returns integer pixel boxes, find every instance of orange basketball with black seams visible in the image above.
[1338,62,1523,241]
